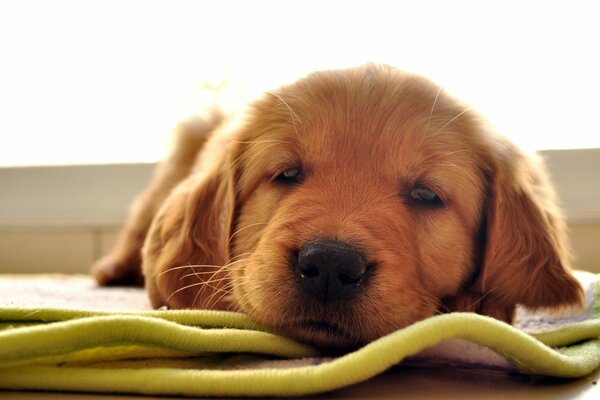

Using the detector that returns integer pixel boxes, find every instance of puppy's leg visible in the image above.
[92,114,223,285]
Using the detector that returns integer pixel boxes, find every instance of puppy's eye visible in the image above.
[408,186,443,207]
[275,167,302,184]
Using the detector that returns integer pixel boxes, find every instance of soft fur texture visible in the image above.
[92,64,583,349]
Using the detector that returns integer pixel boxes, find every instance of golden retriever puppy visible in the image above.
[92,64,583,349]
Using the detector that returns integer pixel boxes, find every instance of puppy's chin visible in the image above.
[279,320,364,353]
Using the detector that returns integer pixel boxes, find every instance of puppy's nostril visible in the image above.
[300,264,319,278]
[338,272,361,285]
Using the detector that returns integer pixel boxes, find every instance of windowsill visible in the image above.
[0,163,155,228]
[539,148,600,223]
[1,148,599,273]
[1,148,599,228]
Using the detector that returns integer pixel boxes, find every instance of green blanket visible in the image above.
[0,273,599,397]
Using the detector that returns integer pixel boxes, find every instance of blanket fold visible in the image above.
[0,272,599,397]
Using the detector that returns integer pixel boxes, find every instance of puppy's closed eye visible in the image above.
[405,185,444,208]
[273,166,303,185]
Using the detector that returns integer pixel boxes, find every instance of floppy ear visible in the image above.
[451,142,583,322]
[142,156,235,310]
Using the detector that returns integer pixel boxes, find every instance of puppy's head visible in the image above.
[150,64,583,349]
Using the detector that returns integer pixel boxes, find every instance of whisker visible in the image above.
[425,86,442,135]
[191,282,204,309]
[463,290,493,311]
[191,275,234,285]
[201,278,236,309]
[158,253,254,278]
[436,106,472,133]
[227,252,255,262]
[205,284,235,310]
[166,260,250,303]
[413,288,451,313]
[178,264,245,280]
[156,264,225,278]
[166,281,209,302]
[267,91,301,142]
[228,222,268,245]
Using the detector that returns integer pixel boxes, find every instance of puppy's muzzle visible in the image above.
[293,239,369,302]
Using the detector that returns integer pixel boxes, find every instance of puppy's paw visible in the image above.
[91,255,144,286]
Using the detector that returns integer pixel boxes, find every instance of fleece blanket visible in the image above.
[0,272,599,397]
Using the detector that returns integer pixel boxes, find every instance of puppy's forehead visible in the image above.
[247,66,479,173]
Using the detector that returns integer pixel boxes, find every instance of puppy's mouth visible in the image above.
[299,320,347,335]
[283,319,362,352]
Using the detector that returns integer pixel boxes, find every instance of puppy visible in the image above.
[92,64,583,350]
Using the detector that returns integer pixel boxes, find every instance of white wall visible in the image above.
[2,0,600,168]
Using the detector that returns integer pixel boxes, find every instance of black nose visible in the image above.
[294,239,369,302]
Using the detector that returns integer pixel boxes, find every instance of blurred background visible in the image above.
[1,0,599,274]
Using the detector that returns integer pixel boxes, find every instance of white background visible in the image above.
[1,0,599,166]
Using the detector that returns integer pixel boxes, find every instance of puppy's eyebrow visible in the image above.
[403,175,446,194]
[237,138,297,163]
[237,137,303,182]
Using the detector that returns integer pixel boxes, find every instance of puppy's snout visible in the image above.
[294,239,368,302]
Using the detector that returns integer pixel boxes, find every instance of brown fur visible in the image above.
[92,64,583,349]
